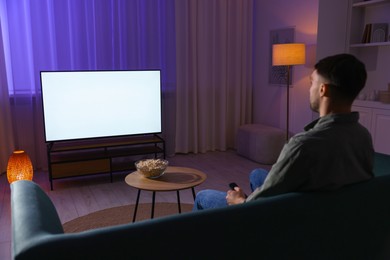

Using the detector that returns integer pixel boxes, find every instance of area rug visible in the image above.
[63,202,193,233]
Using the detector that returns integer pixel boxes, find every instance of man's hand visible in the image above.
[226,187,246,205]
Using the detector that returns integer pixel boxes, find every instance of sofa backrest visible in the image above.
[11,176,390,260]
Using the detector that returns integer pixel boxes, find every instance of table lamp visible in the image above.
[272,43,306,141]
[7,150,33,183]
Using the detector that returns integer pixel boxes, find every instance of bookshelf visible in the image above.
[347,0,390,96]
[349,0,390,155]
[317,0,390,155]
[349,0,390,46]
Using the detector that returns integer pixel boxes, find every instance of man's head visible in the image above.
[309,53,367,113]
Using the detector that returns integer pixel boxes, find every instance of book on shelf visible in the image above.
[361,23,372,43]
[362,23,389,43]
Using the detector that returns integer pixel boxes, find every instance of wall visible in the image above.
[252,0,319,135]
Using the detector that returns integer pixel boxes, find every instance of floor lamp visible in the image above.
[272,43,305,141]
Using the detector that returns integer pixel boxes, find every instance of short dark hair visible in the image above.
[315,53,367,103]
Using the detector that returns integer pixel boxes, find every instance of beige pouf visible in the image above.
[236,124,286,165]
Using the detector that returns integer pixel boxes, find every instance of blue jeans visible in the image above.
[192,168,269,211]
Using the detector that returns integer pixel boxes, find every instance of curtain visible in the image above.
[0,0,177,170]
[0,0,253,171]
[175,0,253,153]
[0,14,14,173]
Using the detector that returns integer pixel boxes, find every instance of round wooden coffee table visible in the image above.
[125,166,207,222]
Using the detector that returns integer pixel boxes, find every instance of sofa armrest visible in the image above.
[11,180,64,258]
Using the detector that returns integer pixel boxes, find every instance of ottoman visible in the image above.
[236,124,285,164]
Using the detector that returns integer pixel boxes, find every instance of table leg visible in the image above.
[176,190,181,213]
[133,189,141,222]
[151,191,156,219]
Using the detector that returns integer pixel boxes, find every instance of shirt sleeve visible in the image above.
[246,138,311,201]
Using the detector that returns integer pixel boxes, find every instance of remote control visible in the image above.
[229,182,239,190]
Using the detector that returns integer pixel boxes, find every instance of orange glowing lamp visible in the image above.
[7,150,33,184]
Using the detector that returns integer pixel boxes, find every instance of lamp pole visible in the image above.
[271,43,306,142]
[286,65,291,141]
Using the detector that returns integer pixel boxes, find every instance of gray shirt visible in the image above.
[246,112,374,201]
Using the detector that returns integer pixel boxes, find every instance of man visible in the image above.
[193,53,374,210]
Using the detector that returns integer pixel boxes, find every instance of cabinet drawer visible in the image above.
[51,159,110,178]
[372,108,390,155]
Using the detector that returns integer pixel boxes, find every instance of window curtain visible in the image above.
[0,0,254,172]
[175,0,253,153]
[0,15,14,174]
[0,0,177,171]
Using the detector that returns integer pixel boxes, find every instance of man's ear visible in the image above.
[320,83,331,97]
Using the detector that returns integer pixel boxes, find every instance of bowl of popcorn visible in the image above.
[135,159,169,179]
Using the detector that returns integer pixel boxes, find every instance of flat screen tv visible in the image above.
[40,70,162,142]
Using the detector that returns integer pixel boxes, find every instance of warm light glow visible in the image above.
[272,43,306,66]
[7,150,33,184]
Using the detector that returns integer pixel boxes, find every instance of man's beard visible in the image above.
[310,100,319,113]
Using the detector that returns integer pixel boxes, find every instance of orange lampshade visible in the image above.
[7,150,33,184]
[272,43,306,66]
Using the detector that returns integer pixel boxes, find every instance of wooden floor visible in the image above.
[0,150,270,260]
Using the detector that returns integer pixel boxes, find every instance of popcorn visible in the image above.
[135,159,168,178]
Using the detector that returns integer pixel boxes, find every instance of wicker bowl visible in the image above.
[135,159,169,179]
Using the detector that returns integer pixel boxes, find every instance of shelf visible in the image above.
[350,41,390,47]
[50,135,164,152]
[50,149,109,163]
[353,100,390,109]
[353,0,390,7]
[108,145,164,158]
[350,0,390,46]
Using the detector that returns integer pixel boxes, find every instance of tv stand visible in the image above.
[46,134,165,190]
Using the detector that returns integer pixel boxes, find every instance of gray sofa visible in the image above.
[11,176,390,260]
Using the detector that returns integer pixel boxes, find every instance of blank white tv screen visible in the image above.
[40,70,162,142]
